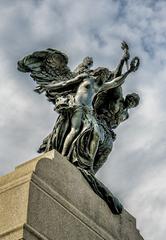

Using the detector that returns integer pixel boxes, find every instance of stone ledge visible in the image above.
[30,173,113,240]
[24,224,49,240]
[0,150,144,240]
[0,151,54,188]
[0,227,24,240]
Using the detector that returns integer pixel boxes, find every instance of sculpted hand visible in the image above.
[121,41,129,51]
[129,57,140,72]
[122,51,130,61]
[121,41,130,61]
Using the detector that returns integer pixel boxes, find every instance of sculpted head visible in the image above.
[93,67,110,86]
[83,56,93,67]
[125,93,140,108]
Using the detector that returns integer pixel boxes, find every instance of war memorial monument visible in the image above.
[0,42,144,239]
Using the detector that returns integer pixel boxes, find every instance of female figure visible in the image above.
[43,64,134,171]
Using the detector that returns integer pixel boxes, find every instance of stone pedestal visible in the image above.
[0,150,143,240]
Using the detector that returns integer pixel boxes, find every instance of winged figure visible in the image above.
[18,42,140,214]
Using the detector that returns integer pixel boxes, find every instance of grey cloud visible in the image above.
[0,0,166,239]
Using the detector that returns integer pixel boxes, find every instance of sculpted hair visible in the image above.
[125,93,140,107]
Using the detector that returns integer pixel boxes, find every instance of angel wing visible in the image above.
[17,48,81,110]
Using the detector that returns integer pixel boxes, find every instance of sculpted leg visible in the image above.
[62,109,82,156]
[89,131,100,172]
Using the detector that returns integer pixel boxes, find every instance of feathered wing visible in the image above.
[17,48,78,106]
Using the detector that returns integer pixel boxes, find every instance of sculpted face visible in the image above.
[125,93,140,108]
[83,56,93,67]
[127,97,136,108]
[93,67,110,86]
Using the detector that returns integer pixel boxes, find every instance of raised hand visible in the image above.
[121,41,129,51]
[121,41,130,61]
[129,57,140,72]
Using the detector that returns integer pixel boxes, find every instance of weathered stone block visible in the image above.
[0,150,143,240]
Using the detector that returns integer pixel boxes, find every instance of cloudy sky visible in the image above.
[0,0,166,239]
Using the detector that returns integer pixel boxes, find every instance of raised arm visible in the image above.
[112,41,130,78]
[100,69,131,92]
[99,56,140,93]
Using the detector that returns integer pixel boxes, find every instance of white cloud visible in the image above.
[0,0,166,239]
[125,165,166,240]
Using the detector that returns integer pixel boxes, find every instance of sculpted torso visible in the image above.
[75,77,97,108]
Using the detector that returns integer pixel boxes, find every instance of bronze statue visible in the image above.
[18,42,140,214]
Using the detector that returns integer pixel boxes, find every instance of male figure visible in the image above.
[93,44,140,173]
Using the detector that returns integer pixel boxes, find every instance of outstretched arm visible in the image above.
[99,56,140,93]
[41,73,88,91]
[99,69,131,92]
